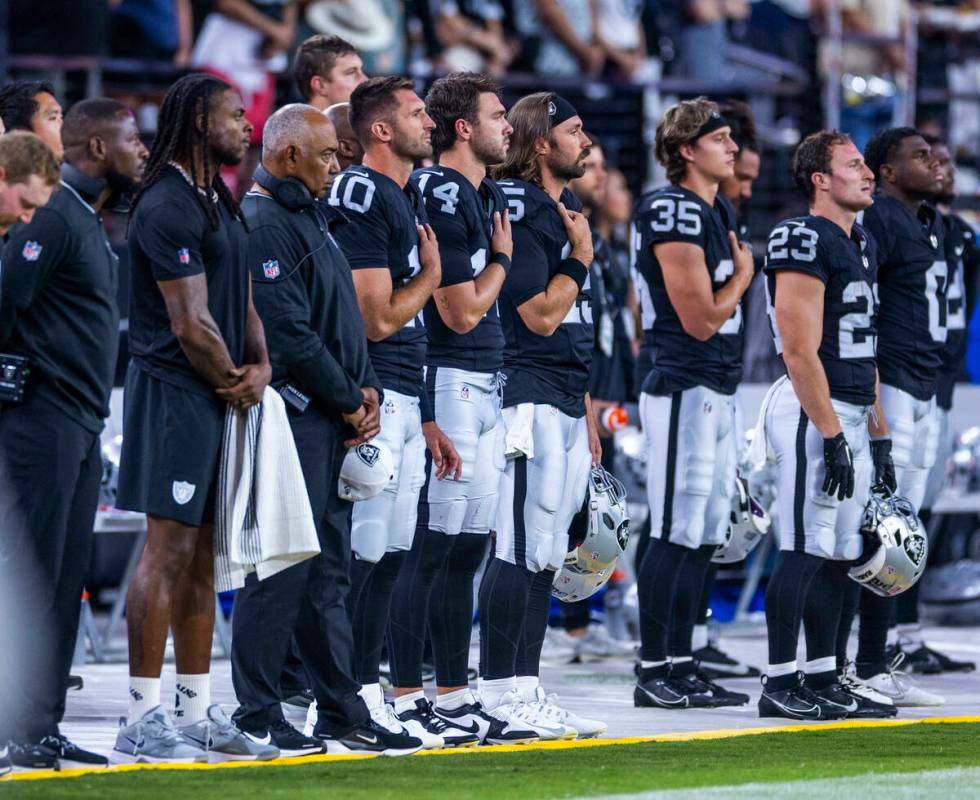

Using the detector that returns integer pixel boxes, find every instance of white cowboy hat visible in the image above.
[305,0,395,52]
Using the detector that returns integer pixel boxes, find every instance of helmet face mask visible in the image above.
[552,466,631,602]
[849,485,928,596]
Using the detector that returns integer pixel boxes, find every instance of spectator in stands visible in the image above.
[192,0,300,145]
[674,0,749,80]
[516,0,604,77]
[429,0,516,76]
[594,0,648,80]
[0,81,64,163]
[110,0,194,64]
[304,0,405,75]
[293,35,368,112]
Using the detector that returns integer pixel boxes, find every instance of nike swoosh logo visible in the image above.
[640,685,687,707]
[244,732,272,745]
[450,720,481,735]
[354,733,378,745]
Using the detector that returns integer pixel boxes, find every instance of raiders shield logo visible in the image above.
[903,534,926,567]
[617,521,630,551]
[355,443,381,467]
[172,480,196,505]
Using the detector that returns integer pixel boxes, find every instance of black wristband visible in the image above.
[490,252,511,273]
[557,257,588,289]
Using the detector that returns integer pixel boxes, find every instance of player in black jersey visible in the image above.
[840,128,949,708]
[328,76,460,742]
[757,130,897,720]
[893,136,977,675]
[385,72,533,747]
[631,98,754,711]
[477,92,606,739]
[113,74,274,762]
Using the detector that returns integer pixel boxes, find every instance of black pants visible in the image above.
[0,398,102,742]
[231,407,369,730]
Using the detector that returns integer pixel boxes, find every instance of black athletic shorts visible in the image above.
[116,362,225,527]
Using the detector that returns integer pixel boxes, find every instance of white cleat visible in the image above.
[303,699,317,738]
[577,625,636,661]
[840,663,895,707]
[527,686,607,739]
[487,689,570,741]
[864,655,944,707]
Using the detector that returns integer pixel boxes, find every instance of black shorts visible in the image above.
[116,363,224,527]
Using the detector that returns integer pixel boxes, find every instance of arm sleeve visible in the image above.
[0,209,71,345]
[426,200,475,288]
[135,201,207,281]
[330,176,391,270]
[248,223,363,414]
[500,223,549,307]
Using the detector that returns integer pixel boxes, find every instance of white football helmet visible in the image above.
[713,475,771,564]
[849,485,928,596]
[552,466,630,602]
[338,441,394,501]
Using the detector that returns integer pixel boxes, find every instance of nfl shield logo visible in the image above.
[178,247,190,265]
[172,480,196,505]
[263,259,280,278]
[929,234,938,249]
[22,241,42,261]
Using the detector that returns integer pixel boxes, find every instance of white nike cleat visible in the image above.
[487,689,570,741]
[576,626,636,661]
[303,699,317,738]
[527,686,607,739]
[540,628,577,664]
[865,662,945,707]
[840,663,895,707]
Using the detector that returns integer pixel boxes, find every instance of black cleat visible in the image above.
[395,698,479,748]
[433,697,538,746]
[758,674,849,721]
[281,688,315,709]
[896,641,975,674]
[39,734,108,767]
[693,669,750,706]
[634,671,719,709]
[833,675,898,718]
[314,718,423,757]
[694,644,761,679]
[67,675,84,692]
[7,740,59,769]
[240,718,323,757]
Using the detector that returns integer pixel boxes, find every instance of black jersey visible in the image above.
[860,194,947,401]
[765,215,880,406]
[127,168,249,396]
[329,165,428,399]
[410,166,506,373]
[632,184,742,396]
[496,179,593,417]
[936,213,979,409]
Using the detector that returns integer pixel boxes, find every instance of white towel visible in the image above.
[214,387,319,593]
[745,375,788,473]
[503,403,535,460]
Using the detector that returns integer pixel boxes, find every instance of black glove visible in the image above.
[871,437,897,492]
[822,432,855,500]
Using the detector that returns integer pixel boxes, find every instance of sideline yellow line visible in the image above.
[6,715,979,783]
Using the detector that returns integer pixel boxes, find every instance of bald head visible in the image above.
[260,103,340,198]
[325,102,363,169]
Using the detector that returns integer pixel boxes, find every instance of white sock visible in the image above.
[767,660,797,679]
[515,675,539,703]
[671,656,693,665]
[174,673,210,724]
[477,676,515,710]
[640,660,668,670]
[358,682,384,712]
[692,624,709,651]
[436,688,473,711]
[393,690,426,715]
[804,656,837,676]
[128,676,161,722]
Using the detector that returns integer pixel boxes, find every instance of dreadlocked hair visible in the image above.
[131,73,244,231]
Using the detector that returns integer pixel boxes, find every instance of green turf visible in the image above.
[6,723,980,800]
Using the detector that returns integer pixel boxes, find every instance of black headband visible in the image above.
[693,112,729,141]
[548,94,579,128]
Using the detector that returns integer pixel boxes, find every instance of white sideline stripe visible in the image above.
[573,766,980,800]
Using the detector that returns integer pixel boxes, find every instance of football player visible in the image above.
[477,92,606,739]
[385,72,534,746]
[759,130,897,719]
[327,76,461,739]
[838,128,948,707]
[632,98,753,710]
[692,99,764,680]
[892,135,977,674]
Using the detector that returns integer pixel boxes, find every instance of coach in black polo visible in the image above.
[232,104,420,757]
[0,99,146,768]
